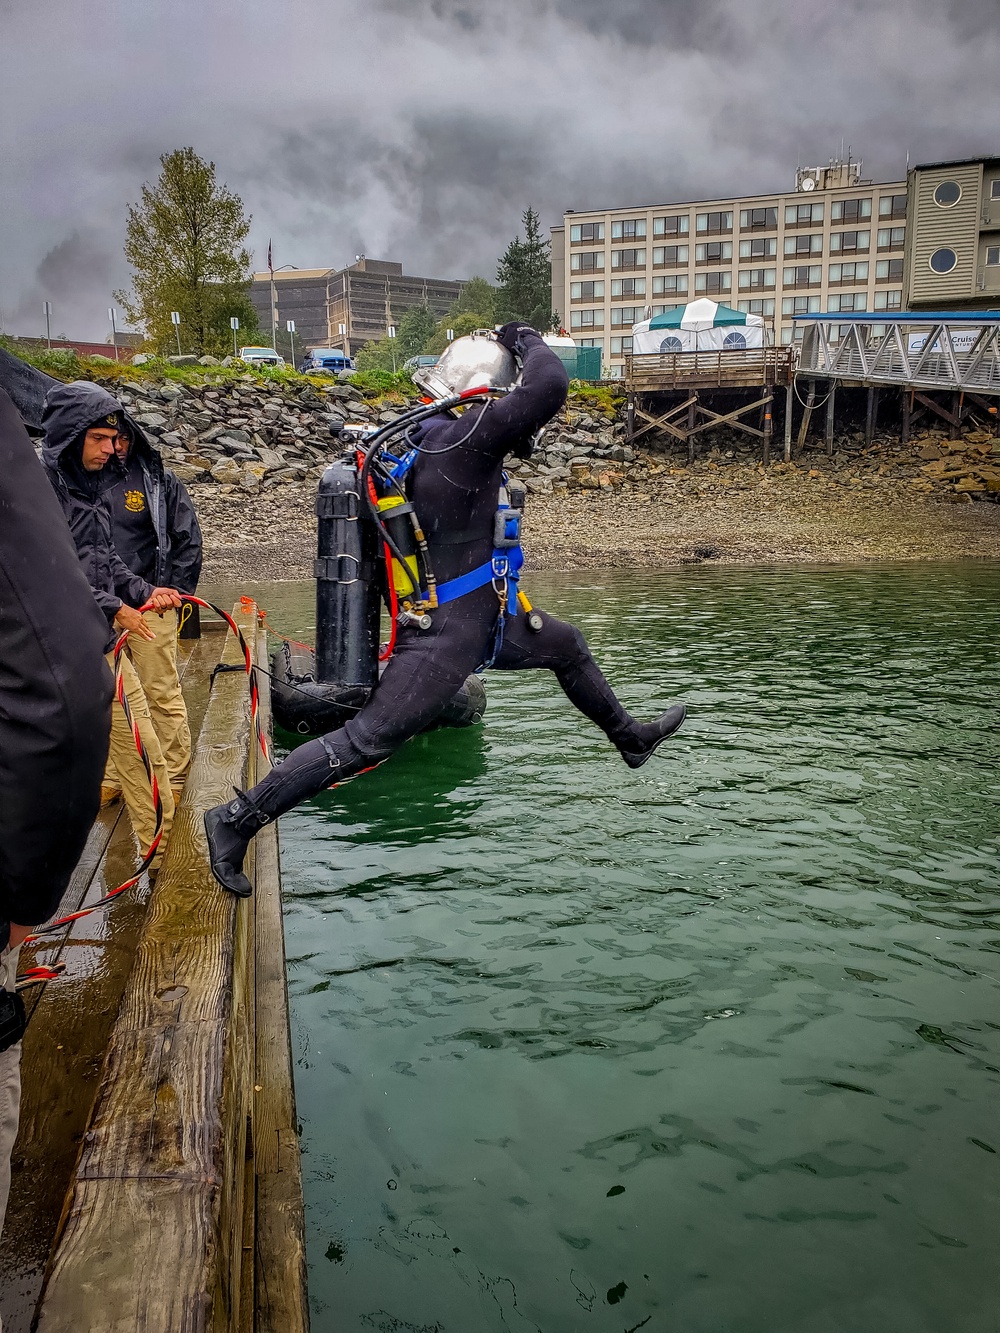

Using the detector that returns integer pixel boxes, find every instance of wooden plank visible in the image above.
[35,606,258,1333]
[251,626,309,1333]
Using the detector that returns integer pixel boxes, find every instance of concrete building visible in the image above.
[250,257,466,356]
[903,155,1000,312]
[551,159,909,375]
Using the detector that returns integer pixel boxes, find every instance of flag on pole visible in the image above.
[267,239,273,276]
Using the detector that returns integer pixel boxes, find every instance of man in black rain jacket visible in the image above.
[106,418,202,794]
[0,387,112,1265]
[205,326,686,898]
[41,381,182,865]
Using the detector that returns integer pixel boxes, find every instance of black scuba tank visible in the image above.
[314,455,380,687]
[270,447,488,738]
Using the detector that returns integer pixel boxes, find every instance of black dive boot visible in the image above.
[204,788,273,898]
[615,704,687,769]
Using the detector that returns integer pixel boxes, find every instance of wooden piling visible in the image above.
[783,382,794,463]
[864,387,878,446]
[795,380,816,457]
[825,383,836,456]
[686,393,698,464]
[901,389,911,447]
[34,603,308,1333]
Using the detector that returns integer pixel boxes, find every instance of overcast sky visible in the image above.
[2,0,998,338]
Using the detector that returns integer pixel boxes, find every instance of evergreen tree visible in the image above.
[454,276,497,323]
[425,310,495,356]
[495,207,556,330]
[116,147,257,357]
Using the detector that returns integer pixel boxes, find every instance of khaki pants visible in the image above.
[107,610,191,788]
[106,654,175,861]
[0,945,21,1260]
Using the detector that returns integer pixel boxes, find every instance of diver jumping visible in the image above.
[204,323,686,898]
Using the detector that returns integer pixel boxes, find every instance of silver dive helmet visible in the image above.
[412,329,518,402]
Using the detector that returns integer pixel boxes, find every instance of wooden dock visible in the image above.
[623,346,796,462]
[1,605,308,1332]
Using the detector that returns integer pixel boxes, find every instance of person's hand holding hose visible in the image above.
[145,587,183,613]
[113,604,156,640]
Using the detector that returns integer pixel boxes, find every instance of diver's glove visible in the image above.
[495,322,539,354]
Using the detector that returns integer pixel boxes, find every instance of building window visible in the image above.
[694,271,732,293]
[781,295,821,315]
[611,218,647,240]
[986,245,1000,266]
[828,292,868,312]
[651,303,685,316]
[652,274,688,295]
[739,206,777,230]
[929,247,958,274]
[653,215,689,237]
[695,241,733,263]
[877,227,906,250]
[785,202,824,225]
[782,265,822,287]
[652,244,689,266]
[830,230,870,253]
[570,251,605,272]
[570,309,604,329]
[829,261,869,283]
[831,198,872,222]
[576,337,604,349]
[783,233,823,257]
[873,290,902,310]
[569,222,605,243]
[739,237,777,260]
[611,277,646,298]
[610,336,634,355]
[611,248,646,270]
[878,194,907,219]
[738,267,776,291]
[933,181,962,207]
[695,210,733,234]
[737,298,775,317]
[570,280,605,300]
[610,306,642,326]
[875,258,904,281]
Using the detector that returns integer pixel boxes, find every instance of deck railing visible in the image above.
[625,346,795,391]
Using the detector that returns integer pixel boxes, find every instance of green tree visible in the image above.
[425,310,495,356]
[116,147,256,357]
[454,276,496,322]
[355,335,401,374]
[495,207,556,330]
[395,303,437,359]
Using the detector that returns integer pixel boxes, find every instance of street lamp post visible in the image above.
[108,307,119,361]
[171,310,181,356]
[230,315,240,359]
[286,319,296,368]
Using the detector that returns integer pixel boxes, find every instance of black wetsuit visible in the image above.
[239,332,655,818]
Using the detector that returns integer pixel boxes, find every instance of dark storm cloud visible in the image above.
[2,0,998,337]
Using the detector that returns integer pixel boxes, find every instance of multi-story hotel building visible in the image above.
[903,155,1000,312]
[550,159,908,376]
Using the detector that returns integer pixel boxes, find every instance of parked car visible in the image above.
[238,345,285,368]
[302,348,355,374]
[402,354,438,372]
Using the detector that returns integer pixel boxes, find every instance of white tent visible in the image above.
[632,298,767,354]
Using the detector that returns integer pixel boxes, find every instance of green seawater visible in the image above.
[210,564,1000,1333]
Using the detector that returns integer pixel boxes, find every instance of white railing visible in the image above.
[797,319,1000,394]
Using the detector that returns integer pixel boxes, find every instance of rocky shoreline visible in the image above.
[106,373,1000,582]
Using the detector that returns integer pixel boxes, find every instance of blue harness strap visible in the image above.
[434,544,524,610]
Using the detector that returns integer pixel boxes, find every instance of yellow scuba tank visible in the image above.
[376,495,421,601]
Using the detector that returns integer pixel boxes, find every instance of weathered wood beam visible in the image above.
[34,606,272,1333]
